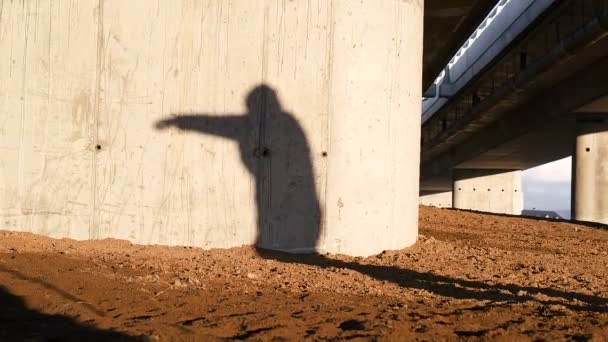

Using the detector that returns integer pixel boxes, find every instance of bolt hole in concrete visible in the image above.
[95,145,102,150]
[586,147,591,152]
[502,189,505,192]
[487,188,491,191]
[473,188,476,191]
[322,151,328,157]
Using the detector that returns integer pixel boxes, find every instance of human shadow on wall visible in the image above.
[155,84,321,252]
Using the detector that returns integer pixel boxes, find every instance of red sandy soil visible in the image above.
[1,206,607,341]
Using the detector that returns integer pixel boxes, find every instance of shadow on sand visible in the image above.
[0,283,139,341]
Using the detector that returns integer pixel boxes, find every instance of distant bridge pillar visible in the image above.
[572,116,608,224]
[420,177,453,208]
[419,188,452,208]
[452,169,523,215]
[420,190,453,208]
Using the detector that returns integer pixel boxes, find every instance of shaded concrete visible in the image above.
[453,169,523,215]
[0,0,423,256]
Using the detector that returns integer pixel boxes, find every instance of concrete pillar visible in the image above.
[322,1,423,256]
[420,190,453,208]
[0,1,423,256]
[572,116,608,224]
[453,169,523,215]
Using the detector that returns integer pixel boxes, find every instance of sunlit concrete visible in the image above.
[453,169,523,215]
[420,3,608,214]
[423,0,497,88]
[0,0,423,256]
[573,116,608,224]
[420,191,453,208]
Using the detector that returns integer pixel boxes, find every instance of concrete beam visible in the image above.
[572,116,608,224]
[423,0,498,89]
[421,57,608,179]
[422,83,457,98]
[453,169,523,215]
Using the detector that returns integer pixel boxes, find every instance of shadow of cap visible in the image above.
[246,84,282,114]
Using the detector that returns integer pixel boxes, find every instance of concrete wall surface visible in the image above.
[453,169,523,215]
[419,191,452,208]
[573,118,608,224]
[0,0,423,256]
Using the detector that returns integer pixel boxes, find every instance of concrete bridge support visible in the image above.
[573,116,608,224]
[0,0,423,256]
[452,169,523,215]
[420,190,453,208]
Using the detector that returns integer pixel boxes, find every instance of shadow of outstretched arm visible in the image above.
[155,114,247,140]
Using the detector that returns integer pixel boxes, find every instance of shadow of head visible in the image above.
[246,84,281,115]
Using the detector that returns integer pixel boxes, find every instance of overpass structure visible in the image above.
[419,0,608,225]
[0,0,497,256]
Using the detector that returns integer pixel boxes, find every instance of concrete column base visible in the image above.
[573,116,608,224]
[420,191,453,208]
[453,169,523,215]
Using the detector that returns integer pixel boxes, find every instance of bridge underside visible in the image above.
[423,0,498,89]
[421,1,608,223]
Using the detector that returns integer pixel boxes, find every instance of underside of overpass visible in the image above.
[420,0,608,223]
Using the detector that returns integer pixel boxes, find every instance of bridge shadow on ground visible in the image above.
[257,249,608,314]
[0,285,139,341]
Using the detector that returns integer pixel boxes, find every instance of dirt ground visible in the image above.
[1,206,607,341]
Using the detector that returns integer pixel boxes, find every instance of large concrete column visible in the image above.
[453,169,523,215]
[572,116,608,224]
[0,1,423,256]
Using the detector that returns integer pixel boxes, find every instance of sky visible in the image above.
[522,157,571,216]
